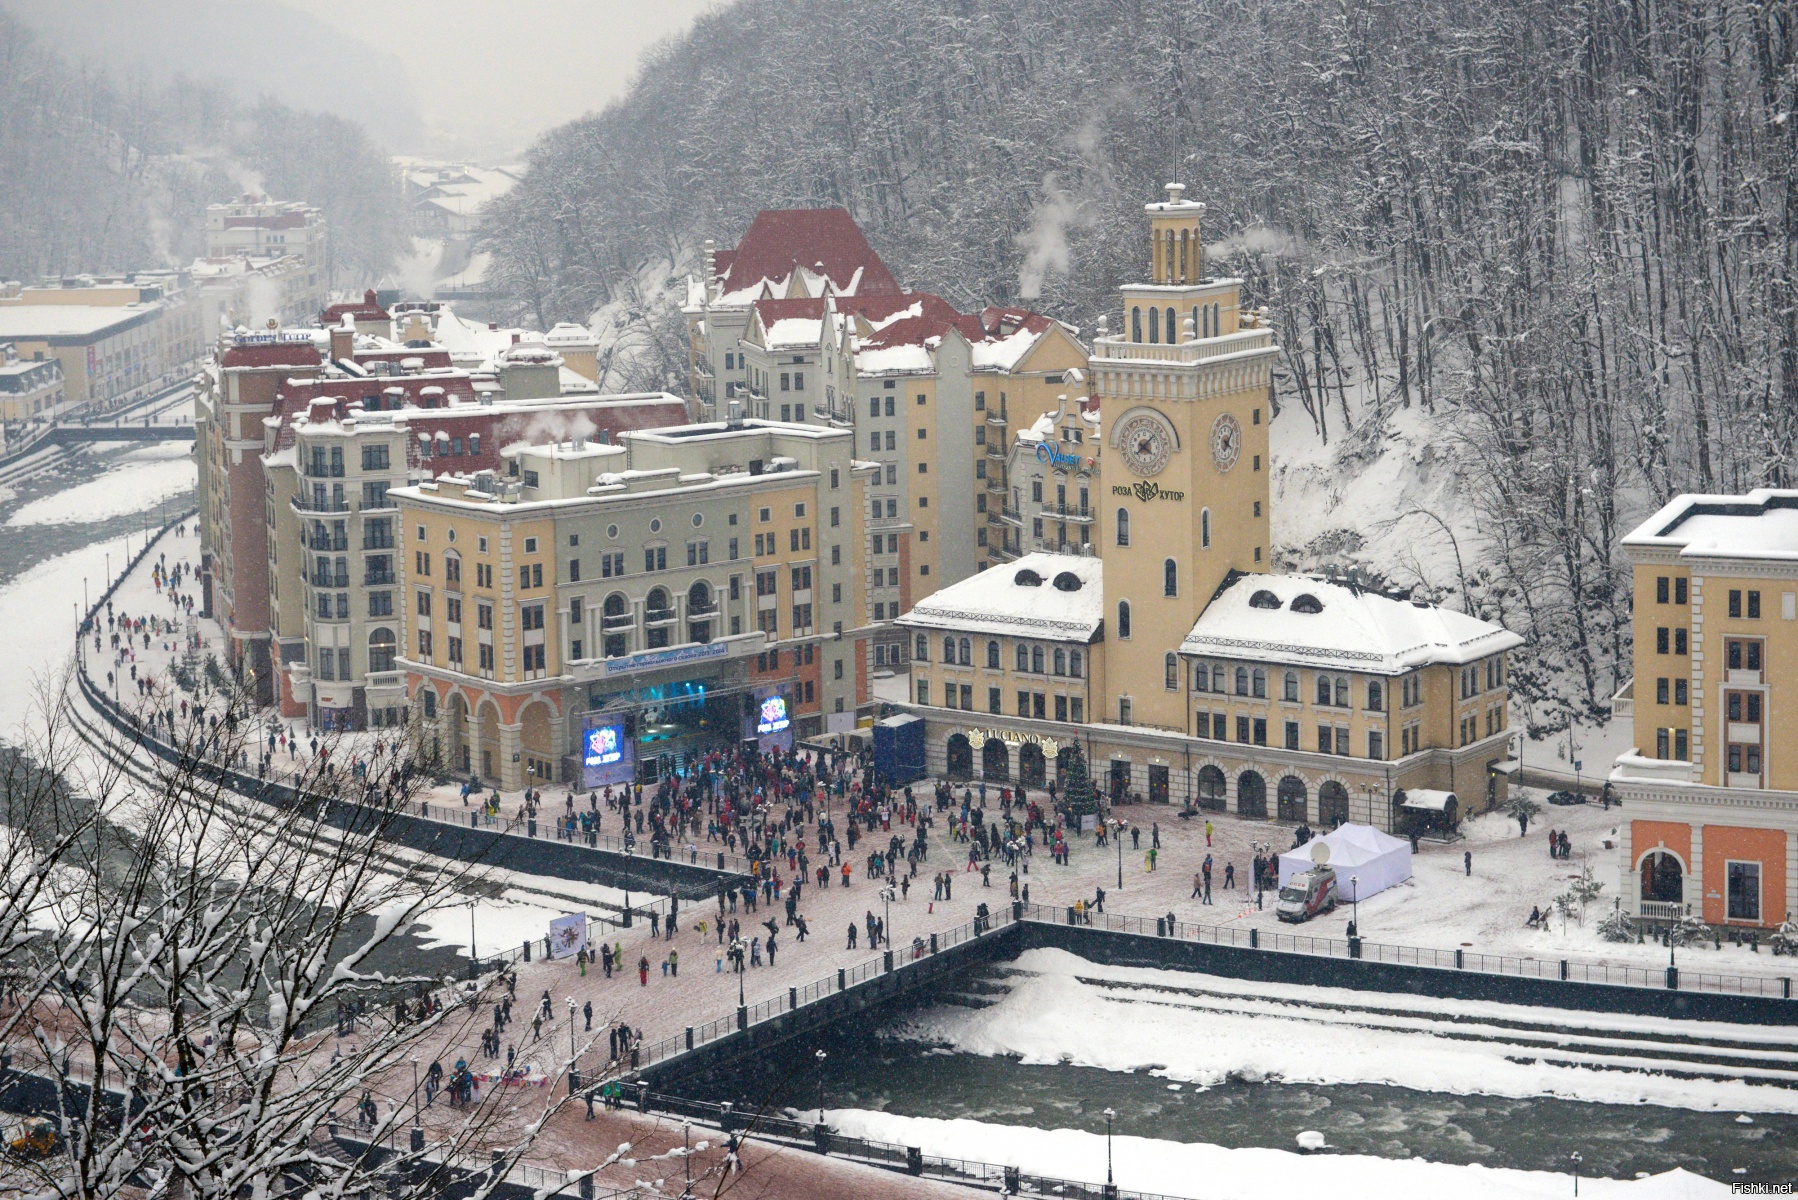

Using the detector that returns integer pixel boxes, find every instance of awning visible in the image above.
[1402,789,1458,811]
[1489,758,1520,776]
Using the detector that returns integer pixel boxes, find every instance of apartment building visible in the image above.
[1610,489,1798,931]
[894,186,1524,830]
[0,345,65,421]
[394,418,875,791]
[196,319,687,715]
[195,194,329,324]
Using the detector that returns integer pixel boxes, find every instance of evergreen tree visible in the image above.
[1057,743,1100,827]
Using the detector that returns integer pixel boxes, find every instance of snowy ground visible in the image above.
[4,442,194,528]
[824,1110,1733,1200]
[885,947,1798,1112]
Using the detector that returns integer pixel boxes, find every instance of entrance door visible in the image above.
[1148,764,1170,804]
[1110,759,1132,800]
[1019,743,1046,789]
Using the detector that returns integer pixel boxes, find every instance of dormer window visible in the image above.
[1290,594,1324,614]
[1249,589,1282,610]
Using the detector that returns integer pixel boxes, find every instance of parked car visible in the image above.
[1547,790,1584,806]
[1276,866,1338,923]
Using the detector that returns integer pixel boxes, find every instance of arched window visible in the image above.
[1179,230,1188,281]
[1367,680,1384,712]
[1164,558,1177,597]
[1016,643,1029,672]
[1165,230,1176,281]
[1149,308,1160,343]
[1334,676,1350,707]
[1202,304,1211,338]
[958,637,971,665]
[1201,508,1211,548]
[915,632,928,661]
[1252,668,1267,698]
[1284,671,1300,702]
[1193,662,1209,692]
[943,636,956,663]
[1212,302,1220,335]
[368,628,396,673]
[986,639,1001,669]
[1211,663,1225,692]
[1192,306,1203,339]
[1117,600,1131,639]
[1070,649,1083,677]
[1053,647,1067,675]
[603,592,628,617]
[1235,666,1249,696]
[1316,674,1333,705]
[1165,652,1179,690]
[1165,307,1176,345]
[1116,508,1130,547]
[1131,306,1143,342]
[1031,645,1045,674]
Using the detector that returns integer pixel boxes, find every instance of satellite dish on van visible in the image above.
[1309,841,1331,866]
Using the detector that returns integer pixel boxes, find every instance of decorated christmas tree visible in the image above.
[1057,742,1101,829]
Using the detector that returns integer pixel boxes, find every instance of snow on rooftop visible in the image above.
[764,317,824,349]
[897,553,1103,642]
[854,343,934,375]
[1623,489,1798,561]
[969,324,1043,371]
[1181,573,1523,673]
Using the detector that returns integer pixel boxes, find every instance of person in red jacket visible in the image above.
[638,956,650,986]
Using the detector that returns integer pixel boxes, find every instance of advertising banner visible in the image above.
[580,721,634,788]
[548,913,588,960]
[751,692,794,753]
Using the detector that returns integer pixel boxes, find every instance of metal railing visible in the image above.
[1027,902,1795,999]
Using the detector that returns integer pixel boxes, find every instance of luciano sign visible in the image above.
[953,726,1066,751]
[1113,480,1186,503]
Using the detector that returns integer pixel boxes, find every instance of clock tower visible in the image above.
[1095,184,1280,732]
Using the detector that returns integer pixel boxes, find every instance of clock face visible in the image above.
[1117,413,1172,477]
[1210,413,1242,472]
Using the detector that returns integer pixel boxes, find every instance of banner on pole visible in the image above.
[548,913,588,960]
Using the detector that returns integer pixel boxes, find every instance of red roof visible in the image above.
[716,209,899,298]
[220,342,323,370]
[321,289,390,324]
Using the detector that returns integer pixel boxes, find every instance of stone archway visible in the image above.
[1237,771,1267,819]
[946,733,973,779]
[519,699,556,785]
[982,738,1011,782]
[1019,742,1046,790]
[1276,775,1309,823]
[1196,765,1227,811]
[443,689,470,776]
[474,699,502,784]
[1638,850,1685,905]
[1318,781,1350,827]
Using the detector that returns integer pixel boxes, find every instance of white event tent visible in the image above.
[1277,823,1413,901]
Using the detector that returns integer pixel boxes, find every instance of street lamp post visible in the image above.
[1350,874,1362,958]
[682,1121,694,1199]
[882,886,893,950]
[467,899,478,980]
[622,840,634,928]
[814,1048,828,1122]
[1115,819,1124,889]
[1103,1106,1117,1200]
[411,1057,421,1126]
[1570,1151,1582,1196]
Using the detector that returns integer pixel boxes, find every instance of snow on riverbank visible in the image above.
[886,949,1798,1114]
[824,1110,1731,1199]
[6,454,194,527]
[0,533,136,735]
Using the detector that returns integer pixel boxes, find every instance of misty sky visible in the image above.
[5,0,716,161]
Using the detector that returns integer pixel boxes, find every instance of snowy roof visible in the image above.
[713,208,900,304]
[0,304,159,340]
[1180,573,1523,673]
[744,293,1063,378]
[896,553,1103,642]
[1621,489,1798,563]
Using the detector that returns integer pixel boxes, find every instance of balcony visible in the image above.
[1045,503,1093,522]
[985,444,1005,459]
[985,412,1009,426]
[644,607,678,625]
[362,535,395,550]
[602,612,635,630]
[310,572,350,589]
[364,571,395,587]
[1091,326,1276,366]
[688,600,719,616]
[999,506,1023,526]
[1610,677,1633,720]
[291,494,350,515]
[985,477,1007,494]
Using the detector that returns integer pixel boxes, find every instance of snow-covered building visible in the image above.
[1610,489,1798,932]
[896,186,1524,829]
[396,161,521,238]
[684,209,1087,671]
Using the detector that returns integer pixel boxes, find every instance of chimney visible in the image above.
[329,316,354,362]
[1165,182,1186,205]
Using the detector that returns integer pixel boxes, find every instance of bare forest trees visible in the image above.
[0,677,589,1200]
[482,0,1797,732]
[0,12,406,286]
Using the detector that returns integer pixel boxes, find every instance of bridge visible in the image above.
[49,422,193,443]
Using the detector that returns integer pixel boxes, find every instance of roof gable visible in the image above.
[717,209,900,299]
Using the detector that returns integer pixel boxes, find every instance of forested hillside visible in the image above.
[480,0,1798,739]
[0,11,405,284]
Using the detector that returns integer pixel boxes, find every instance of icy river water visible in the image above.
[685,1018,1798,1185]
